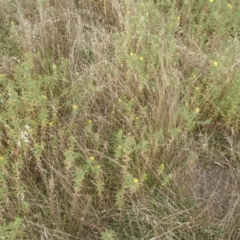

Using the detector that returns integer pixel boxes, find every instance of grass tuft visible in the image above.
[0,0,240,239]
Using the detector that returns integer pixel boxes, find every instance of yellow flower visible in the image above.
[52,64,57,70]
[209,0,214,2]
[89,156,94,161]
[49,122,53,126]
[195,87,200,91]
[195,108,200,113]
[139,56,144,61]
[133,178,139,183]
[42,95,47,100]
[177,16,180,21]
[73,105,77,110]
[130,52,134,56]
[212,61,218,67]
[0,156,3,160]
[88,119,92,123]
[160,163,165,171]
[227,3,232,8]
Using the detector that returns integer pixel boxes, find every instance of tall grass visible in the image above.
[0,0,240,239]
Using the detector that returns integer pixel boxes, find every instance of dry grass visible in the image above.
[0,0,240,239]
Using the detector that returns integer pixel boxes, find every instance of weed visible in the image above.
[0,0,240,239]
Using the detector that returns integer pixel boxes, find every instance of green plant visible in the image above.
[0,0,240,239]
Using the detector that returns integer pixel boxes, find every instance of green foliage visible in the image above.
[0,0,240,239]
[101,229,116,240]
[0,217,25,239]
